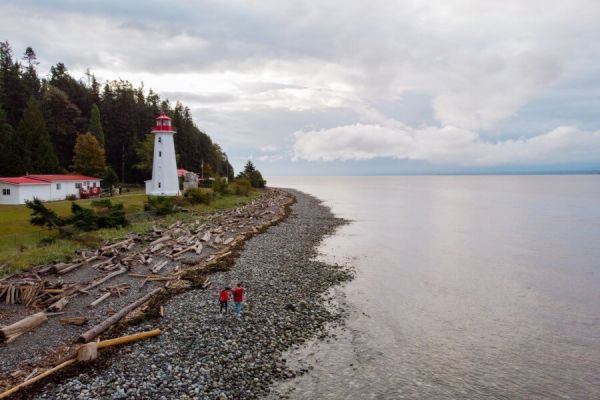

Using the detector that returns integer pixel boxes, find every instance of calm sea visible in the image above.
[268,176,600,400]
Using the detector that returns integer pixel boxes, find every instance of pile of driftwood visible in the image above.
[0,329,161,399]
[0,189,290,348]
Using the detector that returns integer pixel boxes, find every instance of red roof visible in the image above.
[26,175,101,182]
[0,175,101,185]
[156,113,171,120]
[177,169,189,177]
[0,177,49,185]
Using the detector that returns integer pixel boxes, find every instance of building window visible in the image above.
[75,183,82,189]
[2,188,10,195]
[158,182,161,188]
[158,137,162,143]
[84,181,89,187]
[93,182,97,188]
[159,151,162,157]
[56,183,61,190]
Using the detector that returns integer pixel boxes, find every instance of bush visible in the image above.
[70,201,128,231]
[184,188,213,205]
[144,196,177,216]
[212,176,228,195]
[65,194,77,201]
[231,178,251,196]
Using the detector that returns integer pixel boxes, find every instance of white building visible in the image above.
[0,175,102,205]
[145,113,179,196]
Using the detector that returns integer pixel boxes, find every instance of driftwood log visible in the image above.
[88,292,111,308]
[0,329,161,399]
[77,342,98,362]
[78,288,162,343]
[0,312,48,343]
[60,316,88,326]
[81,266,127,292]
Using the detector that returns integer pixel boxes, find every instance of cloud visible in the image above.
[260,145,278,152]
[2,0,600,173]
[293,123,600,166]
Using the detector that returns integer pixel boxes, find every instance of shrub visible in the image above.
[65,194,77,201]
[212,176,228,195]
[26,198,66,229]
[231,178,251,196]
[70,201,128,231]
[144,196,177,216]
[184,188,213,205]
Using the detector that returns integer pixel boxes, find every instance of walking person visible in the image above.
[219,287,230,314]
[232,282,245,316]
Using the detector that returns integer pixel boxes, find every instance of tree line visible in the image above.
[0,41,234,184]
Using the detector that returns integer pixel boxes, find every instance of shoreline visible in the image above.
[0,188,292,396]
[7,189,353,399]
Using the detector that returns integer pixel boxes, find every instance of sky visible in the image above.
[1,0,600,175]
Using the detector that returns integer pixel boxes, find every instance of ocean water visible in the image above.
[268,176,600,399]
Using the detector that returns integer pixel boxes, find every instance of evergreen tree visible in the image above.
[238,160,266,188]
[88,103,104,146]
[243,160,256,175]
[0,41,27,126]
[18,96,60,174]
[0,104,19,176]
[41,84,81,167]
[22,47,41,99]
[101,165,119,195]
[73,133,106,177]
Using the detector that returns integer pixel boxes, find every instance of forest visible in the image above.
[0,41,234,184]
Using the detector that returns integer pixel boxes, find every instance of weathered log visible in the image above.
[23,369,38,382]
[151,260,169,274]
[60,316,88,326]
[101,238,132,251]
[172,246,195,257]
[0,312,48,343]
[97,328,161,349]
[0,359,77,399]
[81,266,127,292]
[78,288,162,343]
[88,292,111,308]
[149,235,171,247]
[77,342,98,362]
[57,256,99,275]
[47,297,69,312]
[150,243,165,253]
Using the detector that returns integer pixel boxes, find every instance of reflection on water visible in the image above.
[269,176,600,399]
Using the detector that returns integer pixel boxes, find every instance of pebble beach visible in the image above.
[31,189,352,400]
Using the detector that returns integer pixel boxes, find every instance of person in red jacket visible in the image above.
[232,282,245,316]
[219,287,231,314]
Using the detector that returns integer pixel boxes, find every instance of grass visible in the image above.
[0,190,260,276]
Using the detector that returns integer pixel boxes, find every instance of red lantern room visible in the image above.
[153,113,176,132]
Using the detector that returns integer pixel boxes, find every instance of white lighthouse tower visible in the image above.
[145,113,179,196]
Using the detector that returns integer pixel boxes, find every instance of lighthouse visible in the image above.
[145,113,179,196]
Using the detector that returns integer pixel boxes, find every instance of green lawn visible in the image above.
[0,191,147,237]
[0,190,260,275]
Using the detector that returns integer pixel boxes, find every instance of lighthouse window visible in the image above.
[158,182,161,188]
[158,137,162,143]
[159,151,162,157]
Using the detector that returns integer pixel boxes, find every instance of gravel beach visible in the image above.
[30,189,352,400]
